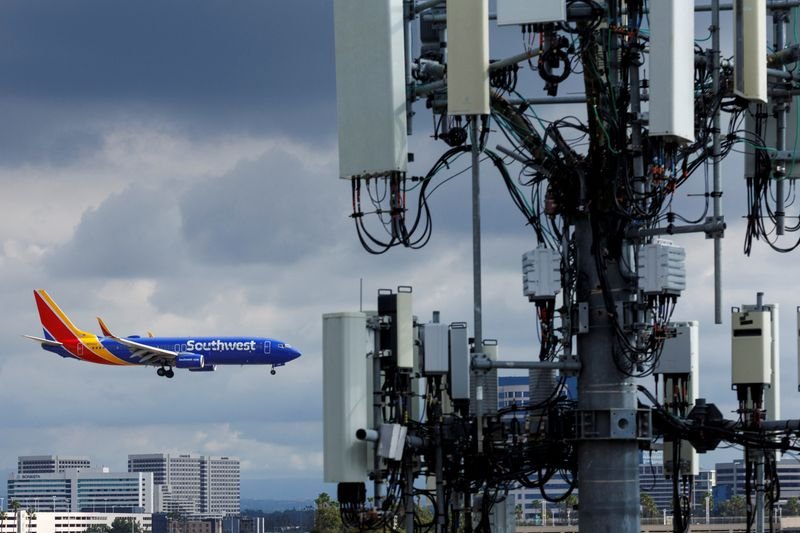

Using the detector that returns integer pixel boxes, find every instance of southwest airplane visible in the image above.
[24,289,301,378]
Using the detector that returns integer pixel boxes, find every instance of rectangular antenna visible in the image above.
[496,0,566,25]
[334,0,408,178]
[734,0,767,102]
[446,0,489,115]
[649,0,695,142]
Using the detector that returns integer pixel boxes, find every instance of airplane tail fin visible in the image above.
[97,316,113,337]
[33,289,91,342]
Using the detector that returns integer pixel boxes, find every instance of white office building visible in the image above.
[17,456,91,475]
[128,454,240,517]
[7,469,153,513]
[0,510,151,533]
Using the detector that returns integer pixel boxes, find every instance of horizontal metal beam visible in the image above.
[490,48,540,71]
[695,1,800,11]
[472,357,581,371]
[625,220,726,238]
[415,0,445,15]
[506,96,589,106]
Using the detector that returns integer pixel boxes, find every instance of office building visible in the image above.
[17,456,91,474]
[7,469,153,513]
[715,458,800,508]
[128,454,240,517]
[0,510,151,533]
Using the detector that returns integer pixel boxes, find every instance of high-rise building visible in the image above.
[17,455,91,474]
[128,454,240,517]
[7,469,153,512]
[714,458,800,508]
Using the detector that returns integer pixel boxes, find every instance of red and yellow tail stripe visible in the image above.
[34,290,132,366]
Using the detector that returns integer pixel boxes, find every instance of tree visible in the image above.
[640,493,659,519]
[25,507,36,532]
[84,526,111,533]
[561,494,578,524]
[785,496,800,516]
[311,492,343,533]
[109,517,143,533]
[718,495,746,517]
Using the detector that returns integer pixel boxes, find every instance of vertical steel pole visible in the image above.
[575,219,641,533]
[775,9,788,235]
[468,116,482,533]
[577,3,640,532]
[404,0,415,135]
[470,118,483,347]
[712,0,724,324]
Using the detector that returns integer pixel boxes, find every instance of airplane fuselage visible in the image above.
[29,289,301,378]
[43,335,300,368]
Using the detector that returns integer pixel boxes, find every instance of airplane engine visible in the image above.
[176,353,205,369]
[189,365,217,372]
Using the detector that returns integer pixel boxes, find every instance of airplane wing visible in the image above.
[23,334,63,347]
[96,317,177,366]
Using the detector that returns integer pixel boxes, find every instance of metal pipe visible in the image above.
[507,95,590,106]
[695,1,800,11]
[712,0,724,325]
[355,428,379,442]
[770,43,800,66]
[489,48,540,71]
[435,438,445,533]
[768,67,796,79]
[470,117,485,465]
[415,0,444,14]
[625,220,727,238]
[472,358,581,371]
[775,9,789,235]
[470,118,483,352]
[495,144,529,164]
[404,0,415,135]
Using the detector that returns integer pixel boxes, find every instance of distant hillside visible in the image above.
[240,477,335,501]
[241,498,314,513]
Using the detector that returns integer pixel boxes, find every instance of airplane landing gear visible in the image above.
[157,367,174,379]
[270,368,276,375]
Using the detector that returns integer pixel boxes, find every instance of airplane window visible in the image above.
[278,344,285,348]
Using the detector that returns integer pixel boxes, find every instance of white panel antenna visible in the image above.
[322,312,371,483]
[334,0,408,178]
[447,0,490,115]
[648,0,695,143]
[734,0,767,102]
[496,0,567,26]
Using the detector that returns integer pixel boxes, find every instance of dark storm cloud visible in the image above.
[45,186,185,277]
[180,147,347,266]
[0,1,336,163]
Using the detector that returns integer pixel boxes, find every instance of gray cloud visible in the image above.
[180,148,347,266]
[0,1,337,166]
[45,185,185,278]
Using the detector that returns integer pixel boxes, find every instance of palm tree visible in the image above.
[9,501,20,531]
[25,507,36,532]
[0,509,6,532]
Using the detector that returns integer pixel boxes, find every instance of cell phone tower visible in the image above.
[327,1,800,532]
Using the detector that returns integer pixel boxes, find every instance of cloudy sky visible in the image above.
[0,1,797,503]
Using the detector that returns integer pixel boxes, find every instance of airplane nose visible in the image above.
[289,347,302,360]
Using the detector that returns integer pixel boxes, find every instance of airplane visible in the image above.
[24,289,301,379]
